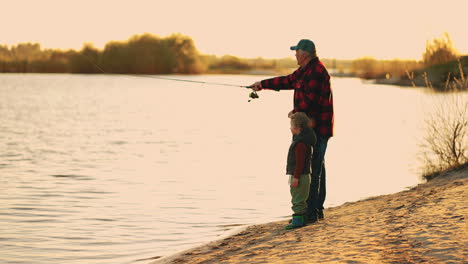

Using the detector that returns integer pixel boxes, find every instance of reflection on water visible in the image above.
[0,74,464,263]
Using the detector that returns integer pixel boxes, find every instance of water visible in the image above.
[1,74,464,263]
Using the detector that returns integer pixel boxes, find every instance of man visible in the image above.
[251,39,334,223]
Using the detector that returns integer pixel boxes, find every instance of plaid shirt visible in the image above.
[261,57,334,138]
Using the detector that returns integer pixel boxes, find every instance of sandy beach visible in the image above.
[152,168,467,264]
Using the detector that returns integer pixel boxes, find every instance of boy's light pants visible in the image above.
[290,173,311,214]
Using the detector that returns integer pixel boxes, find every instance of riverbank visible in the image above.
[374,56,468,90]
[152,167,467,264]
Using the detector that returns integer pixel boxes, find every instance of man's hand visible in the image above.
[251,81,262,91]
[291,177,299,188]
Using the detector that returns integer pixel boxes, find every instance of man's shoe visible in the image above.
[306,213,318,224]
[317,209,324,220]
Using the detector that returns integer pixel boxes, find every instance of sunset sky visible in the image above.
[2,0,467,60]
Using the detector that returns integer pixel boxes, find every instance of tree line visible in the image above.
[0,32,464,78]
[0,34,205,74]
[0,33,298,74]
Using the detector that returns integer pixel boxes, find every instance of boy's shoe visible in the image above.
[285,214,305,229]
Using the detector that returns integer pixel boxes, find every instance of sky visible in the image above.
[1,0,467,60]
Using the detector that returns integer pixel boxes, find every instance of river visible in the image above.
[0,74,463,263]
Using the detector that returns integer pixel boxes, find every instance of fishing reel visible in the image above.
[248,91,259,102]
[246,85,259,102]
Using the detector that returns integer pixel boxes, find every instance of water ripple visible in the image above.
[50,174,93,180]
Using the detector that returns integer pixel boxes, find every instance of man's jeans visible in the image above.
[307,136,329,217]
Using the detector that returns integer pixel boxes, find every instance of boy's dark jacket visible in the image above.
[286,127,317,176]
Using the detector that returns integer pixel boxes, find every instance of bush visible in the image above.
[418,63,468,180]
[423,33,459,67]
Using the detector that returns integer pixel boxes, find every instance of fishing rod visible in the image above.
[80,53,253,88]
[79,53,260,101]
[118,72,253,88]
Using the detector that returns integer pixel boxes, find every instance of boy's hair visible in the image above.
[290,112,310,130]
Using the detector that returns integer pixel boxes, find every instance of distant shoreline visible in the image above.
[0,69,357,78]
[151,167,467,264]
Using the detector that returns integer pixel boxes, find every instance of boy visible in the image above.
[285,112,317,229]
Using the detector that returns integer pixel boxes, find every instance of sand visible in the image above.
[152,168,467,264]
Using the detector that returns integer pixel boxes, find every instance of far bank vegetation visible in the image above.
[355,33,467,91]
[0,34,205,74]
[0,32,466,90]
[0,34,299,75]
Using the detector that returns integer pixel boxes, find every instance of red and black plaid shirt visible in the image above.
[261,57,334,138]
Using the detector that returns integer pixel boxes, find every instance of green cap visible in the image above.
[290,39,315,54]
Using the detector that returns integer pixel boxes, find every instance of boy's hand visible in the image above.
[291,178,299,188]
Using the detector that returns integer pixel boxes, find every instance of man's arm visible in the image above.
[251,70,298,91]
